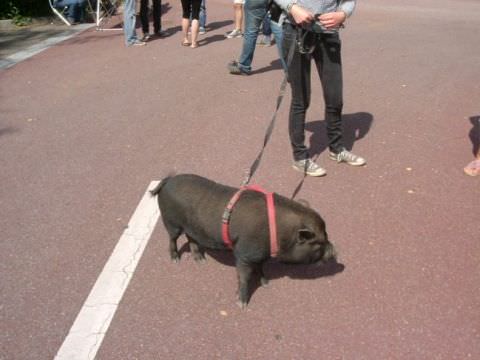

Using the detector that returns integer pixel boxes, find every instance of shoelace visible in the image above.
[300,159,316,171]
[339,150,356,162]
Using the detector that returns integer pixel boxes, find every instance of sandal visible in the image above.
[464,159,480,176]
[191,42,198,49]
[182,40,191,46]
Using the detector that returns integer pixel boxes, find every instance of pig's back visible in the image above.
[158,174,237,248]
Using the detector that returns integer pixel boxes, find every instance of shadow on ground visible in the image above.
[306,111,374,156]
[252,59,284,75]
[177,242,345,303]
[468,115,480,156]
[0,127,19,138]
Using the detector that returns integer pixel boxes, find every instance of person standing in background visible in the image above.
[199,0,207,34]
[123,0,146,46]
[227,0,285,75]
[181,0,202,48]
[226,0,244,38]
[140,0,163,41]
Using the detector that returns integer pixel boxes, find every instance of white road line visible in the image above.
[0,24,93,70]
[55,181,160,360]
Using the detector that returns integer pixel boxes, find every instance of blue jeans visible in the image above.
[200,0,206,29]
[237,0,285,73]
[189,0,205,27]
[55,0,86,22]
[123,0,139,46]
[266,15,286,71]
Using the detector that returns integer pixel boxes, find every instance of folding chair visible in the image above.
[48,0,72,26]
[85,0,123,31]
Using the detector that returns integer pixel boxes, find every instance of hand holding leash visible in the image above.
[289,4,314,26]
[318,11,347,29]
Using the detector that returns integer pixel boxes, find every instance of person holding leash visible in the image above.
[275,0,365,176]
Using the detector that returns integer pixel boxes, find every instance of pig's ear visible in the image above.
[297,199,310,208]
[297,228,316,243]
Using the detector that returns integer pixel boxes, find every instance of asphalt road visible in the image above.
[1,0,479,359]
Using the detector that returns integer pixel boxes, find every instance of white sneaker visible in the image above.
[292,159,327,177]
[226,28,243,38]
[329,149,366,166]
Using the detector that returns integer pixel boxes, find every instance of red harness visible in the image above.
[221,185,278,257]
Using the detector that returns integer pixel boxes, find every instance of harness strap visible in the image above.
[221,185,278,258]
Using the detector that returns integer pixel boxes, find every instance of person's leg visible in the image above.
[71,3,80,22]
[123,0,139,46]
[78,0,86,22]
[191,0,201,47]
[56,0,77,22]
[152,0,162,34]
[226,0,244,37]
[271,19,287,71]
[234,1,243,31]
[140,0,149,35]
[180,0,191,44]
[191,19,199,46]
[69,0,86,23]
[237,0,266,72]
[199,0,206,31]
[182,18,190,43]
[283,24,311,161]
[314,33,365,165]
[313,33,344,154]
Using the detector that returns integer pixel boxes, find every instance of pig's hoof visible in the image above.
[193,253,207,263]
[170,255,180,263]
[236,300,248,310]
[260,278,269,287]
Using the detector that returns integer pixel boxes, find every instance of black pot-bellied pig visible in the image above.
[150,174,336,308]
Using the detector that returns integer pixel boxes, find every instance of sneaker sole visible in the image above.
[328,154,366,166]
[292,165,327,177]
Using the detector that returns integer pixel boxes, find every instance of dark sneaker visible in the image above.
[227,60,250,75]
[329,149,366,166]
[292,158,326,177]
[199,27,206,35]
[141,33,151,41]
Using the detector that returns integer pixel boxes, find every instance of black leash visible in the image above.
[241,19,331,198]
[241,30,297,187]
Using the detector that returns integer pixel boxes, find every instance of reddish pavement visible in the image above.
[1,0,479,359]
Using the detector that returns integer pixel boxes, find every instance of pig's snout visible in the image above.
[322,242,337,262]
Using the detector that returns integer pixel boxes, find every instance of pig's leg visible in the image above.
[164,222,182,262]
[235,259,254,309]
[255,263,269,287]
[186,234,206,262]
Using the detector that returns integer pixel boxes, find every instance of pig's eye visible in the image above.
[298,229,316,240]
